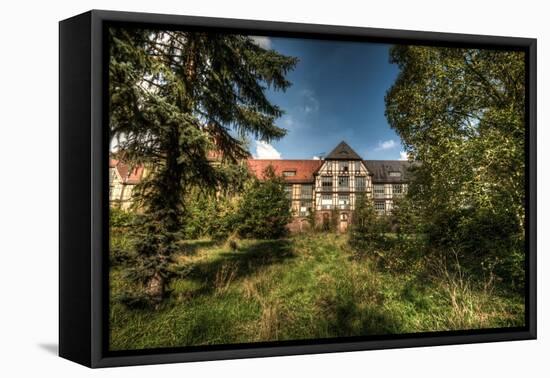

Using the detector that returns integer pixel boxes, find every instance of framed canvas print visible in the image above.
[59,10,536,368]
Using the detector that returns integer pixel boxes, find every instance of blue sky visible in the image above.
[250,36,406,161]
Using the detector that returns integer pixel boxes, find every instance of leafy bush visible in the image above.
[110,207,136,228]
[234,166,292,239]
[183,194,238,241]
[349,194,391,254]
[110,208,137,265]
[426,206,524,292]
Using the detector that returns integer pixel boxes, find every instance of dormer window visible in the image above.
[283,170,296,177]
[389,171,401,177]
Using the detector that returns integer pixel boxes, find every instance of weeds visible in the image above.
[110,232,525,350]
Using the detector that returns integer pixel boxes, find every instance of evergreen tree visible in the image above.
[235,166,292,239]
[349,193,387,253]
[108,28,298,303]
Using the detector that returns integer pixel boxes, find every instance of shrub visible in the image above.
[109,208,137,265]
[349,193,391,254]
[421,205,524,292]
[183,194,238,241]
[234,166,292,239]
[110,207,136,228]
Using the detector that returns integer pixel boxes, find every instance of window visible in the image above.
[353,161,361,172]
[284,185,292,201]
[321,194,333,209]
[283,170,296,177]
[338,176,349,191]
[321,176,332,191]
[339,161,349,173]
[301,184,313,199]
[356,176,366,191]
[374,201,385,213]
[300,199,312,216]
[374,184,385,198]
[340,213,349,221]
[389,171,401,177]
[300,185,313,215]
[338,194,350,209]
[392,184,403,197]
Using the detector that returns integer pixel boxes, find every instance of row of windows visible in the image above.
[285,184,314,200]
[295,199,390,215]
[321,175,368,191]
[283,170,401,177]
[286,166,403,178]
[287,184,405,201]
[322,161,363,173]
[320,194,350,210]
[286,183,404,214]
[373,184,404,198]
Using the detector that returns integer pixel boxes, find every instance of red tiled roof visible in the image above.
[110,158,144,184]
[109,158,119,168]
[247,159,322,183]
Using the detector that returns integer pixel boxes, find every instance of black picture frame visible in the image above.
[59,9,537,368]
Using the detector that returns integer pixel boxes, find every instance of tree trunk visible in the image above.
[145,271,165,305]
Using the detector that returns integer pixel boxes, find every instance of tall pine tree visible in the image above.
[109,28,297,304]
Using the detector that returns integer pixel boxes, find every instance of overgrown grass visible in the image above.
[109,233,524,351]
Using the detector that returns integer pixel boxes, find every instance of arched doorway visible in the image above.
[339,212,349,232]
[322,212,330,231]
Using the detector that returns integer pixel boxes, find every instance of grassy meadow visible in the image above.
[109,232,524,351]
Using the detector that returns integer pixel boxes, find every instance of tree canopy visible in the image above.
[385,46,525,224]
[385,46,526,290]
[109,27,298,303]
[235,166,292,239]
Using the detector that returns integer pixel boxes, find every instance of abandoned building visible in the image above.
[247,141,413,232]
[109,141,413,232]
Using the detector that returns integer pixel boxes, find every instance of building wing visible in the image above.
[246,159,322,183]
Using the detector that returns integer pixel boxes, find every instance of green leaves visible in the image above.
[234,166,292,239]
[108,27,297,304]
[349,194,390,254]
[385,45,526,292]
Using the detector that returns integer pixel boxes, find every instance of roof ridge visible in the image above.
[325,141,362,160]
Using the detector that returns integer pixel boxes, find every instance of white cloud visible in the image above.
[375,139,397,151]
[399,151,410,160]
[281,115,294,127]
[255,140,281,159]
[250,36,272,49]
[301,89,319,114]
[312,156,321,160]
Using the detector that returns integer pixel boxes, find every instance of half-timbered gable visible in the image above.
[109,159,146,210]
[314,141,372,212]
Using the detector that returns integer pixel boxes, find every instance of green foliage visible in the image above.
[109,208,137,266]
[306,207,317,231]
[425,206,524,291]
[349,193,391,253]
[183,192,239,241]
[385,46,526,292]
[108,28,297,302]
[110,207,136,228]
[110,233,524,350]
[234,166,292,239]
